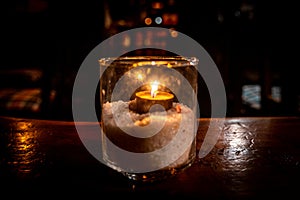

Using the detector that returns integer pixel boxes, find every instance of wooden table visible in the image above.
[0,116,299,198]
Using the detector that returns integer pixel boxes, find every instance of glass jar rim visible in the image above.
[98,56,198,68]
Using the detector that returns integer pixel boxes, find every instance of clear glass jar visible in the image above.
[99,56,198,182]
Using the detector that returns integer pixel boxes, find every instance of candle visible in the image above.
[135,81,174,114]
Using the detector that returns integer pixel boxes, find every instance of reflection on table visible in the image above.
[0,116,300,198]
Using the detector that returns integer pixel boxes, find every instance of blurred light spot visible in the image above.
[155,17,162,24]
[122,35,131,47]
[242,85,261,109]
[162,13,178,25]
[117,20,127,26]
[170,29,178,38]
[271,86,281,103]
[135,32,143,47]
[137,73,143,81]
[217,13,224,23]
[145,17,152,25]
[234,10,241,17]
[240,3,254,12]
[140,11,147,21]
[152,2,163,9]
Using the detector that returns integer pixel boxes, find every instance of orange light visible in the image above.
[144,17,152,25]
[162,13,178,25]
[170,29,178,38]
[152,2,163,9]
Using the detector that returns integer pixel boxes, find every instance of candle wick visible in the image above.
[151,91,157,98]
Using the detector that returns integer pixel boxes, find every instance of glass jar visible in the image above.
[99,56,198,182]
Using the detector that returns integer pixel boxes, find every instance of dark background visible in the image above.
[0,0,298,120]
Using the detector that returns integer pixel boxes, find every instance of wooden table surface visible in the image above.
[0,115,299,199]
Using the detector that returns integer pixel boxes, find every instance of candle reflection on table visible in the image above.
[0,121,44,177]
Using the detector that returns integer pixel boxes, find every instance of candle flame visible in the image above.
[150,81,159,98]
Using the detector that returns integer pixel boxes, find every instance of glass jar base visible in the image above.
[121,158,195,183]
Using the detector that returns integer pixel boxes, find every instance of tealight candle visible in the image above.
[135,81,174,114]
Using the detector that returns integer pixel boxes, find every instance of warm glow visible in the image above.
[17,122,32,130]
[152,2,163,9]
[150,81,159,98]
[162,13,178,25]
[137,73,143,81]
[170,29,178,38]
[122,35,131,47]
[145,17,152,25]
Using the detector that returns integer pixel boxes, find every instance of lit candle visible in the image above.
[135,81,174,114]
